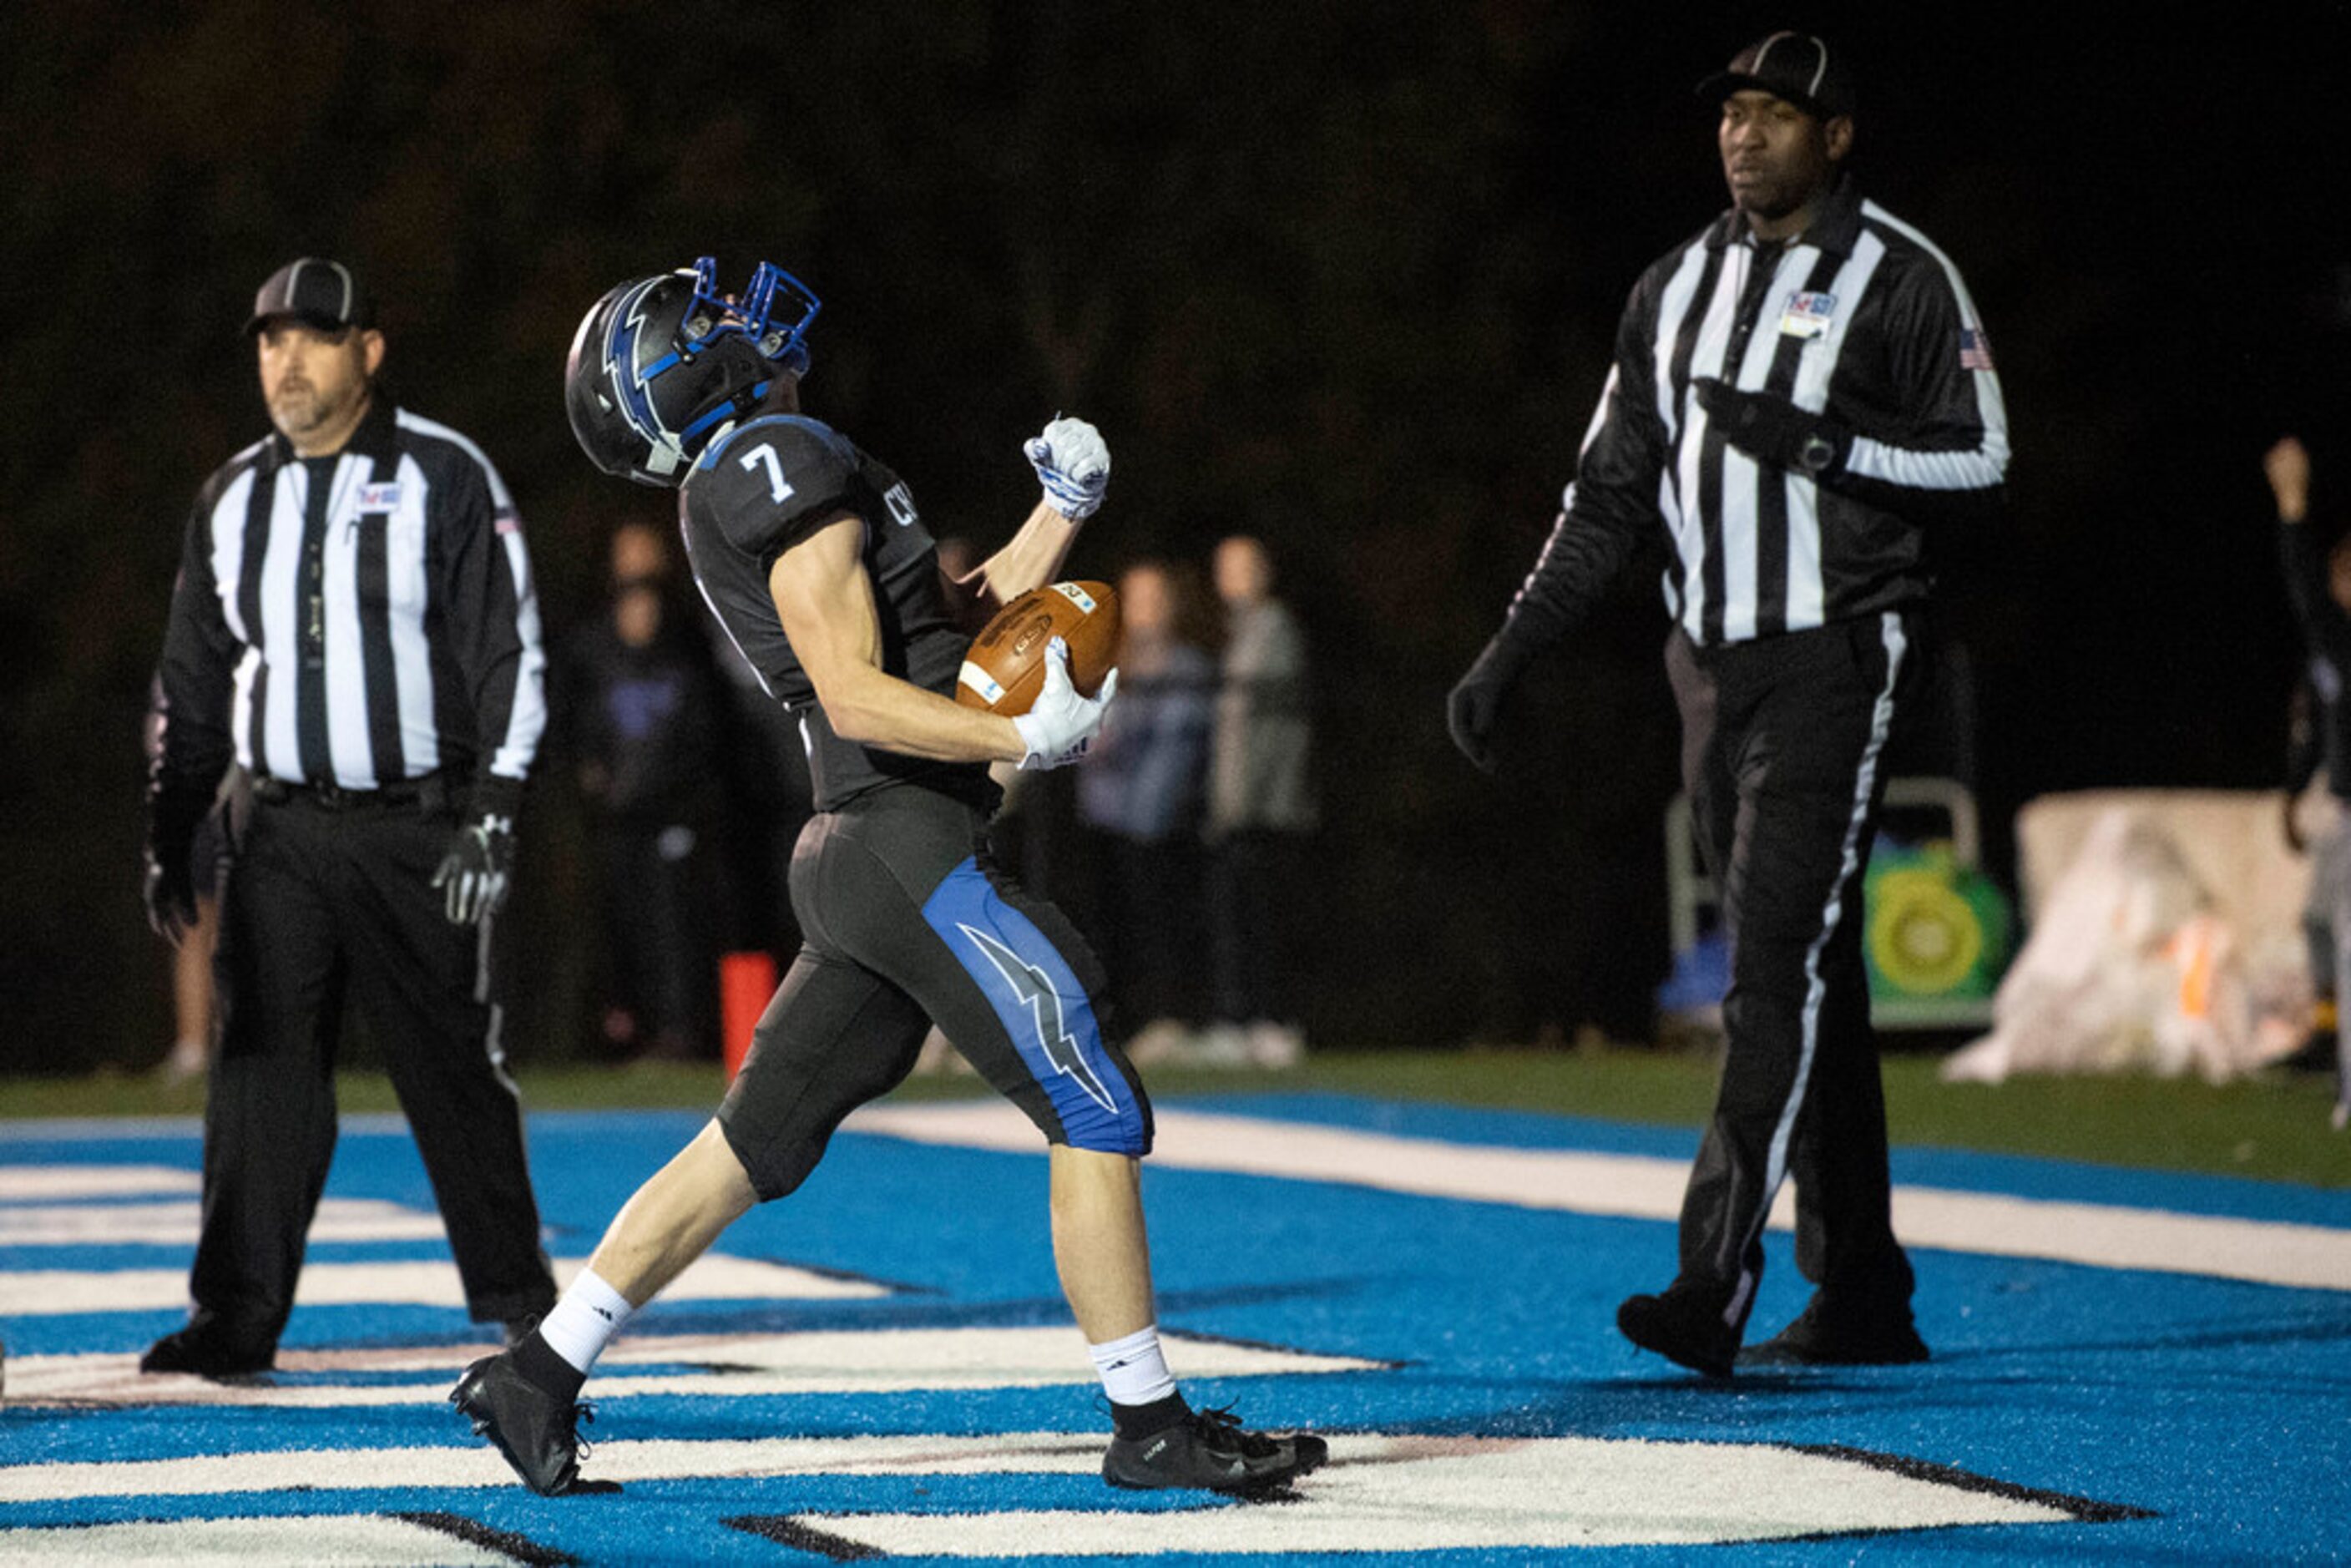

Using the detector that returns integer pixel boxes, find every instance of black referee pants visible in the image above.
[1664,611,1919,1338]
[191,787,554,1353]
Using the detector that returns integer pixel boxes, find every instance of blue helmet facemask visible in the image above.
[680,255,821,379]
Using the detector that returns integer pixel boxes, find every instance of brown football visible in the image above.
[954,580,1120,716]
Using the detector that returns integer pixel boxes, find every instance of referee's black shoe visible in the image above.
[1737,1289,1929,1368]
[139,1323,274,1378]
[1103,1405,1328,1495]
[452,1351,595,1495]
[1616,1285,1739,1379]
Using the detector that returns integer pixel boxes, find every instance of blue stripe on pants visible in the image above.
[921,857,1146,1154]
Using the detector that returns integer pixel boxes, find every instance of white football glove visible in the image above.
[1024,415,1110,520]
[1012,637,1118,771]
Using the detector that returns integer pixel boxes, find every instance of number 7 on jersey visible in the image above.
[740,443,795,504]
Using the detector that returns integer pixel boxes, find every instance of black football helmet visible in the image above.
[564,256,822,486]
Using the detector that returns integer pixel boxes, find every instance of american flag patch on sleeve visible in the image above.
[1959,327,1995,371]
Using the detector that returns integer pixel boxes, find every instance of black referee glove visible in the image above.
[1447,633,1539,774]
[432,812,515,926]
[142,787,208,945]
[142,833,199,945]
[1694,379,1852,478]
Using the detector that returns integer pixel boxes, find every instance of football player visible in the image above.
[451,258,1326,1497]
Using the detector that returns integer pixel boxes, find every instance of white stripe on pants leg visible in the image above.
[1727,609,1907,1327]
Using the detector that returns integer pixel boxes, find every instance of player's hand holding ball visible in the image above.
[1024,416,1110,520]
[955,579,1121,768]
[1013,638,1118,771]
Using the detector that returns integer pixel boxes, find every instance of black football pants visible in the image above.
[720,784,1152,1201]
[1664,612,1920,1338]
[192,787,555,1353]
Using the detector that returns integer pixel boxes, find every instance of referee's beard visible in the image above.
[269,377,372,453]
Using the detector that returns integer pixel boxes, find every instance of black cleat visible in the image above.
[139,1325,274,1378]
[1617,1287,1739,1379]
[1737,1290,1929,1368]
[1102,1405,1328,1495]
[452,1351,596,1496]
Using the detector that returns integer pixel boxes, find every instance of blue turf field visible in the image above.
[3,1093,2347,1563]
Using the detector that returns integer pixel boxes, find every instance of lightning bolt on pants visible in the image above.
[719,785,1152,1201]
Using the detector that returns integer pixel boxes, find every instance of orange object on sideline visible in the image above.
[721,950,778,1082]
[2164,915,2219,1021]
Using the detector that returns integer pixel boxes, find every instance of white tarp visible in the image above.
[1944,792,2313,1083]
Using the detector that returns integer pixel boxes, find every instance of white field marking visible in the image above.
[0,1514,512,1566]
[791,1434,2075,1555]
[0,1164,201,1200]
[0,1252,885,1318]
[849,1102,2351,1293]
[0,1433,2081,1554]
[3,1327,1374,1409]
[0,1196,446,1247]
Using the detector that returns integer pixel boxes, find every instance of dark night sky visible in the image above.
[6,2,2349,1065]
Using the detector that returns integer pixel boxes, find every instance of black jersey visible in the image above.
[676,413,990,812]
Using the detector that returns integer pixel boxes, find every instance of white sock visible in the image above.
[536,1267,635,1374]
[1089,1323,1177,1407]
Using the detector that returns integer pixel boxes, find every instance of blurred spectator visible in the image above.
[1202,535,1317,1066]
[1077,559,1220,1060]
[554,522,727,1060]
[2265,434,2351,1125]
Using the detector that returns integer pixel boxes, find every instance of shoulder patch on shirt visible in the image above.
[1778,291,1837,341]
[1959,326,1995,371]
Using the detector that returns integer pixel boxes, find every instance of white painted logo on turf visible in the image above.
[5,1328,1373,1410]
[0,1435,2114,1553]
[760,1434,2099,1556]
[0,1253,883,1318]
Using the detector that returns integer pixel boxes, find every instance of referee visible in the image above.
[1449,34,2008,1376]
[142,258,556,1374]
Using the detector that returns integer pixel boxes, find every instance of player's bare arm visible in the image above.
[771,512,1032,764]
[944,497,1084,628]
[943,416,1113,626]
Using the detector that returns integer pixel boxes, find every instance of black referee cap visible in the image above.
[245,257,375,336]
[1698,32,1857,121]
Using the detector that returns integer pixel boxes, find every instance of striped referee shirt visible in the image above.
[154,397,545,816]
[1504,176,2008,650]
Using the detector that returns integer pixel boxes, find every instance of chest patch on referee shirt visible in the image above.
[1778,291,1837,340]
[357,483,404,513]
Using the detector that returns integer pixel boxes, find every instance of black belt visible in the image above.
[252,773,437,810]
